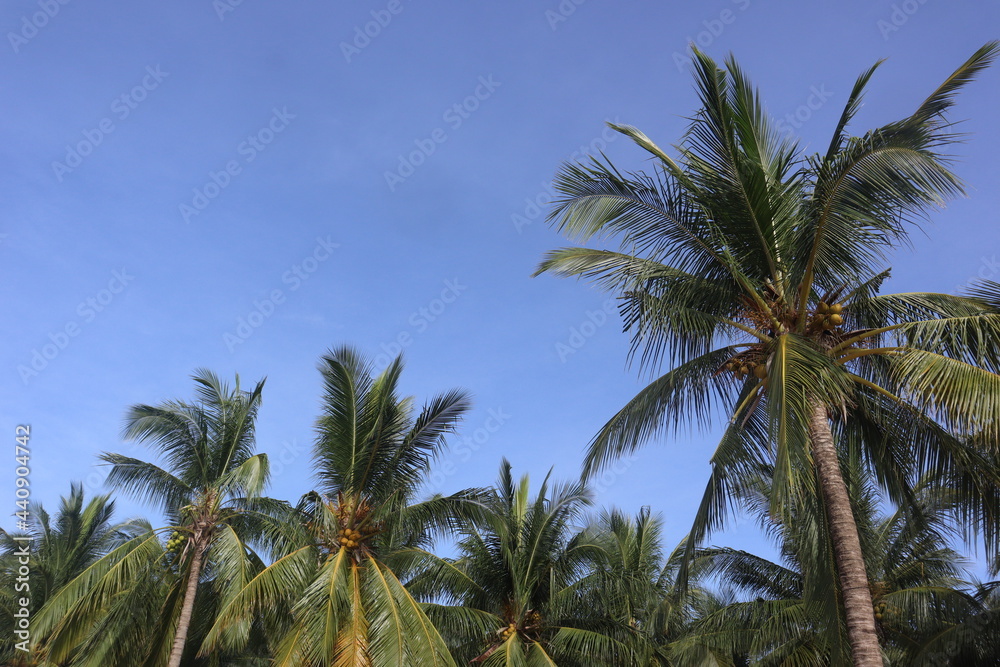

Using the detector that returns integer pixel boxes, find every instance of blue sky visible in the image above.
[2,0,998,564]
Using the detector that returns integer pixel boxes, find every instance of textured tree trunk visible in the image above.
[807,401,882,666]
[167,537,206,667]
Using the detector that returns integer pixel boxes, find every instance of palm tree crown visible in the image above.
[0,484,144,664]
[416,460,640,666]
[204,346,477,666]
[536,43,1000,665]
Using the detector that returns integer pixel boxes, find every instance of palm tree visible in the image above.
[203,345,479,666]
[0,484,144,664]
[948,580,1000,664]
[535,44,1000,665]
[34,370,279,666]
[677,466,983,665]
[2,483,142,606]
[572,508,711,665]
[414,460,636,666]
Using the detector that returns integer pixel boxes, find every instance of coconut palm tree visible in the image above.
[0,484,144,664]
[676,464,984,665]
[413,460,637,666]
[571,508,714,665]
[32,370,282,666]
[202,345,481,666]
[535,44,1000,665]
[35,526,277,666]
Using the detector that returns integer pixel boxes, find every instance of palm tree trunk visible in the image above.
[167,538,206,667]
[807,400,882,666]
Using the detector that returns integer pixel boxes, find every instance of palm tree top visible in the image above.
[535,42,1000,474]
[312,344,472,506]
[102,368,269,523]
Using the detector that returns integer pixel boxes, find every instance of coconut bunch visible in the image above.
[812,301,845,331]
[166,531,186,554]
[874,600,889,621]
[306,491,382,553]
[337,525,375,550]
[497,622,517,641]
[724,354,768,381]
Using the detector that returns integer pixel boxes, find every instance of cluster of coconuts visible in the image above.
[814,302,845,330]
[498,622,517,640]
[874,600,888,621]
[166,531,186,553]
[338,527,369,549]
[726,360,767,381]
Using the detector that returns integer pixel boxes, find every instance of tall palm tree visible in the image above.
[677,465,983,665]
[414,460,636,666]
[33,370,278,667]
[203,346,480,666]
[535,44,1000,665]
[0,484,144,664]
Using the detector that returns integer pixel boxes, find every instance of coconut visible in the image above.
[753,364,767,379]
[829,314,843,326]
